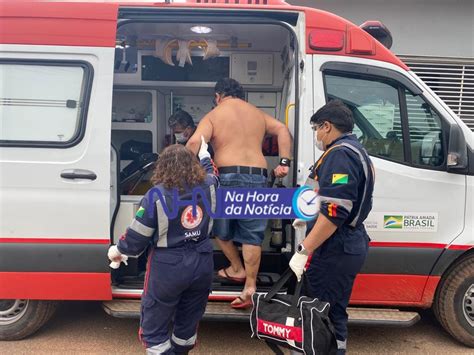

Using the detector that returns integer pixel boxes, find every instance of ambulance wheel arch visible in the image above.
[0,300,59,341]
[434,251,474,347]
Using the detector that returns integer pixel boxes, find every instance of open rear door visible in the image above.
[0,2,118,300]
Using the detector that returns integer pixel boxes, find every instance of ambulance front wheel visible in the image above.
[434,255,474,347]
[0,300,58,340]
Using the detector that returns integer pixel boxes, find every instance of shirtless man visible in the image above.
[186,78,292,309]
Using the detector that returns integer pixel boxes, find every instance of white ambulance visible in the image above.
[0,0,473,347]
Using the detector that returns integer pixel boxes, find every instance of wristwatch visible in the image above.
[280,157,291,167]
[297,243,309,256]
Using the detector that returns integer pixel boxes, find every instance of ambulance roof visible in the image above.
[0,0,407,70]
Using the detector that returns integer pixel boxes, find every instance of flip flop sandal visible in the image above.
[230,296,253,310]
[216,267,246,284]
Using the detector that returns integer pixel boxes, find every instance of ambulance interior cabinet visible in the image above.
[231,53,274,85]
[111,89,158,170]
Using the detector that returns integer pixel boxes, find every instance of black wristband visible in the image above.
[280,158,291,167]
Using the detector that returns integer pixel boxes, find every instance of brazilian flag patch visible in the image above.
[136,207,145,218]
[332,174,349,184]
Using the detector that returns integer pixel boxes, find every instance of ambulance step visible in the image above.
[115,272,281,292]
[102,300,251,322]
[103,301,419,326]
[347,307,420,327]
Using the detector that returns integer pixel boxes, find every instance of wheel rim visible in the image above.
[0,299,29,325]
[462,284,474,327]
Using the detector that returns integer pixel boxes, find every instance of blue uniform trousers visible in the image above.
[139,240,214,354]
[305,227,369,355]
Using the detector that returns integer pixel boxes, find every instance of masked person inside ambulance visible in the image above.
[108,137,218,355]
[168,110,196,144]
[168,110,214,157]
[289,100,375,355]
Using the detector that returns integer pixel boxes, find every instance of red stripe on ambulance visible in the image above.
[351,274,441,307]
[0,272,111,300]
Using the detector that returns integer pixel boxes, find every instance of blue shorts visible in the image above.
[213,173,268,246]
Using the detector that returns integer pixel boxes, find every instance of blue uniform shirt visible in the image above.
[315,134,374,228]
[117,157,219,256]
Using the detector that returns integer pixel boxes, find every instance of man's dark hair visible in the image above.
[310,99,354,133]
[168,110,195,128]
[215,78,245,100]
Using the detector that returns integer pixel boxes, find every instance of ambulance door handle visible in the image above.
[61,169,97,181]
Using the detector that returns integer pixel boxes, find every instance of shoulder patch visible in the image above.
[332,174,349,184]
[136,207,145,218]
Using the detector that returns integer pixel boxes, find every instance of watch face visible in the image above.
[292,186,319,221]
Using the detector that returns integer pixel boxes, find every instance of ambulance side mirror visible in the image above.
[447,123,468,170]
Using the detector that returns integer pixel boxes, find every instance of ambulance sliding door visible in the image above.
[313,57,465,305]
[0,2,118,300]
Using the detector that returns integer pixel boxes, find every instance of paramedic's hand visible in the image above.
[289,252,308,282]
[198,135,211,160]
[274,165,289,178]
[107,245,128,269]
[292,218,307,230]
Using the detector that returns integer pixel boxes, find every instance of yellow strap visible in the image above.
[314,144,343,171]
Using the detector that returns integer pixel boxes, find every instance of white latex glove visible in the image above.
[198,135,211,160]
[292,218,307,230]
[203,39,220,60]
[107,245,128,269]
[289,252,308,282]
[154,38,175,66]
[177,40,193,67]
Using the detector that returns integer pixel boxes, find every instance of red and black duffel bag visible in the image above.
[250,269,337,354]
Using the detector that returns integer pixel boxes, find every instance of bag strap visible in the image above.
[289,272,307,315]
[291,275,304,311]
[264,268,306,311]
[264,268,293,301]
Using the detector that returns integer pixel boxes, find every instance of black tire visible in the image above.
[434,255,474,347]
[0,300,59,340]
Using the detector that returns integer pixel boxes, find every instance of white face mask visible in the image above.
[315,131,325,151]
[174,132,187,144]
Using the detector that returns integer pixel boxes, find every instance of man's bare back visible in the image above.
[207,98,267,168]
[186,88,291,177]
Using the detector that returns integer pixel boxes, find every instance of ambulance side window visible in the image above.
[404,90,445,167]
[325,73,405,163]
[0,61,91,147]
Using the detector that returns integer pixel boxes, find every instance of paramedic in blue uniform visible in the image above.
[108,137,218,355]
[289,100,375,355]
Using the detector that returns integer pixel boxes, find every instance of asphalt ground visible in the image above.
[2,301,473,354]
